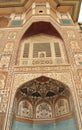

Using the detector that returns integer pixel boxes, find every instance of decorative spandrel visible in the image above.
[18,76,67,99]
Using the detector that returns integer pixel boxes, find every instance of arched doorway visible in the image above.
[12,76,77,130]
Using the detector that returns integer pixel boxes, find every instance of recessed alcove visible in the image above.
[39,10,43,13]
[21,22,62,40]
[16,21,69,66]
[12,76,77,130]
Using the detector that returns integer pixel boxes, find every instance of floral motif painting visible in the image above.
[36,102,52,119]
[18,100,33,118]
[55,98,69,117]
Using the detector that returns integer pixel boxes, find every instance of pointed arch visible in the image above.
[11,76,77,130]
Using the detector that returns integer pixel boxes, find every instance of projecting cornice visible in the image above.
[0,0,81,22]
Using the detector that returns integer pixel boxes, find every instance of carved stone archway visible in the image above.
[11,76,77,130]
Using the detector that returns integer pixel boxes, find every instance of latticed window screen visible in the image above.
[23,42,62,58]
[23,43,29,58]
[33,43,51,58]
[54,43,61,57]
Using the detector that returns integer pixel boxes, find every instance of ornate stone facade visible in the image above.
[0,1,82,130]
